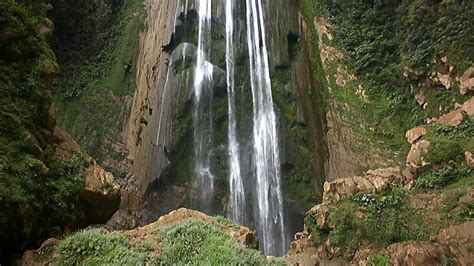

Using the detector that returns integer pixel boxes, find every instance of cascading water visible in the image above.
[225,0,245,225]
[245,0,287,255]
[192,0,215,211]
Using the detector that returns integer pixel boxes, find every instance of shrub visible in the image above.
[368,251,392,266]
[55,229,148,265]
[328,186,429,251]
[415,162,472,190]
[154,219,286,265]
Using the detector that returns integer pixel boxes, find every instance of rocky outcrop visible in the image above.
[82,160,121,223]
[322,168,406,202]
[466,151,474,169]
[388,222,474,266]
[406,140,431,174]
[437,108,464,126]
[53,127,121,223]
[457,67,474,95]
[406,126,427,144]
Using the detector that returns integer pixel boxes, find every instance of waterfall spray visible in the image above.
[245,0,287,255]
[192,0,215,211]
[225,0,246,225]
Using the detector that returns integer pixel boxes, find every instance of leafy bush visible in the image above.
[155,219,285,265]
[328,186,429,251]
[415,162,472,190]
[368,251,392,266]
[55,229,148,265]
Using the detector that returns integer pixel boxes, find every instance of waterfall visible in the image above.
[225,0,246,225]
[245,0,287,256]
[192,0,215,211]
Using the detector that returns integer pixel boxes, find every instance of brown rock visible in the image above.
[323,178,357,202]
[53,127,81,159]
[307,203,332,230]
[457,67,474,95]
[465,151,474,169]
[437,109,464,126]
[21,238,59,266]
[388,241,443,266]
[462,97,474,116]
[406,140,430,173]
[81,160,121,223]
[405,126,427,144]
[353,176,376,194]
[437,73,452,89]
[434,222,474,265]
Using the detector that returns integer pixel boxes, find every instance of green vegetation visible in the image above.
[54,0,144,175]
[307,186,432,255]
[368,251,392,266]
[424,117,474,165]
[55,229,148,265]
[155,219,279,265]
[51,219,285,265]
[298,0,474,165]
[0,0,90,260]
[415,162,473,190]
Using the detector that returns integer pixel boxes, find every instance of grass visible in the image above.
[422,117,474,165]
[51,219,285,265]
[308,186,433,254]
[55,229,148,265]
[368,251,392,266]
[154,219,284,265]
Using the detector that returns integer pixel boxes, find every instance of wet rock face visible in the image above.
[134,0,323,238]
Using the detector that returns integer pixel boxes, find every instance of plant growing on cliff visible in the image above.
[327,186,430,252]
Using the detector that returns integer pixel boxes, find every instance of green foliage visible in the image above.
[415,162,473,190]
[368,251,392,266]
[328,186,430,251]
[154,219,285,265]
[0,0,92,260]
[55,229,148,265]
[425,118,474,164]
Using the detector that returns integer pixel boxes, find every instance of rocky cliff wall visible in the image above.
[119,1,331,236]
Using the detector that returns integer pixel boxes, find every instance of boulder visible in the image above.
[465,151,474,169]
[406,126,427,144]
[81,160,121,223]
[387,241,443,266]
[323,168,404,202]
[457,67,474,95]
[53,126,121,223]
[462,97,474,116]
[21,238,60,266]
[406,140,430,174]
[437,109,464,126]
[437,72,452,90]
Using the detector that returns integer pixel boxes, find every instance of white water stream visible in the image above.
[245,0,287,255]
